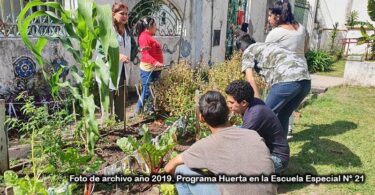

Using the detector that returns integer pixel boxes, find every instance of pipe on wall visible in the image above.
[209,0,214,65]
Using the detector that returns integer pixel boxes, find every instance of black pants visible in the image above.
[110,68,126,121]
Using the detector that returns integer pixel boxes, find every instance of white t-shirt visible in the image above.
[265,24,306,59]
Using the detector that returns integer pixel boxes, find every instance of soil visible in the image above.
[4,90,196,194]
[95,118,167,170]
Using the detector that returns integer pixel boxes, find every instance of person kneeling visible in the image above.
[226,80,289,173]
[164,91,276,195]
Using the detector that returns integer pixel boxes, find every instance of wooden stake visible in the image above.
[0,99,9,174]
[124,79,127,130]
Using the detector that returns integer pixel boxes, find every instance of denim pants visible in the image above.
[175,165,220,195]
[271,155,285,173]
[265,80,311,136]
[135,69,161,114]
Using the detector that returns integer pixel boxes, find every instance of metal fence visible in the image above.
[294,0,310,27]
[0,0,75,38]
[128,0,182,37]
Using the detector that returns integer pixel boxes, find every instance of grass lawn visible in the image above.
[316,60,346,77]
[280,86,375,194]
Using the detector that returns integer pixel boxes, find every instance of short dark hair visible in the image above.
[199,91,229,127]
[225,80,254,105]
[235,34,256,51]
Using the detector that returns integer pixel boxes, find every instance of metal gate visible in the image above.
[294,0,310,27]
[0,0,66,38]
[128,0,182,37]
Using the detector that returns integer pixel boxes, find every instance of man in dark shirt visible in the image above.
[225,80,290,173]
[165,91,276,194]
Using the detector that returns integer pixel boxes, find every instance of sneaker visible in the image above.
[287,126,293,139]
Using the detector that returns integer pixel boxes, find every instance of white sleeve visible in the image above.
[241,47,256,73]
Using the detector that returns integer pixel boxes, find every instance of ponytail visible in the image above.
[269,0,296,25]
[134,17,156,37]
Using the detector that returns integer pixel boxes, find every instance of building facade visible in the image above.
[0,0,262,95]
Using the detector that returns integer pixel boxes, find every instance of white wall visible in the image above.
[96,0,229,66]
[316,0,351,29]
[352,0,375,25]
[247,0,268,42]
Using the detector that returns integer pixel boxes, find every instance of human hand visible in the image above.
[139,46,150,52]
[164,161,176,174]
[155,62,163,67]
[119,54,129,63]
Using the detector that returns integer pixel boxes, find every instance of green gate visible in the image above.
[225,0,247,59]
[294,0,310,26]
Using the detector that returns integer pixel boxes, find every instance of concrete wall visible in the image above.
[306,0,375,51]
[352,0,375,26]
[0,38,74,95]
[316,0,351,29]
[96,0,228,66]
[247,0,269,42]
[344,61,375,86]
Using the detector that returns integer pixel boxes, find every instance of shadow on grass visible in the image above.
[293,120,358,141]
[279,120,361,193]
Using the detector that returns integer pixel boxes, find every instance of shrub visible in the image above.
[305,50,335,73]
[155,52,268,116]
[204,52,244,93]
[204,51,268,98]
[154,62,204,116]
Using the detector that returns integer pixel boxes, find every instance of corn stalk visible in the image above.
[17,0,119,154]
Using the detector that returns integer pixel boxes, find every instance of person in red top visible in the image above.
[134,17,164,115]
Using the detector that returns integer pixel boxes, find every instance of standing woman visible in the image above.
[111,1,138,121]
[266,0,309,57]
[134,17,163,115]
[264,0,311,138]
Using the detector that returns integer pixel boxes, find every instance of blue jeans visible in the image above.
[135,69,161,114]
[175,165,220,195]
[265,80,311,136]
[271,155,285,173]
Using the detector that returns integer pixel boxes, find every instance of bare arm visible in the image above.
[304,31,310,53]
[164,154,183,174]
[245,68,260,98]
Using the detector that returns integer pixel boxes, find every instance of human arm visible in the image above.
[164,154,183,174]
[245,69,261,98]
[304,31,310,53]
[165,139,208,175]
[241,47,261,98]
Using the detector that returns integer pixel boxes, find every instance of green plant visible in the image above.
[160,183,177,195]
[117,125,176,174]
[357,22,375,60]
[204,52,244,93]
[154,62,203,116]
[18,0,119,154]
[353,0,375,60]
[305,50,335,73]
[4,171,48,195]
[330,22,339,53]
[5,94,101,192]
[346,11,359,29]
[369,0,375,21]
[204,51,267,97]
[4,95,52,194]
